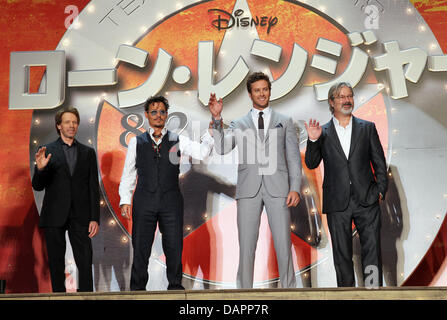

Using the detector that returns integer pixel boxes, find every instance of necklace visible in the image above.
[152,140,161,159]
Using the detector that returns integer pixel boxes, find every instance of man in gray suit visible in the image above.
[208,72,302,289]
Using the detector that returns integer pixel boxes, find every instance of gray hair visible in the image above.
[327,82,354,114]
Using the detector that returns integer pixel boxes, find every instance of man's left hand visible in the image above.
[286,191,300,207]
[88,221,99,238]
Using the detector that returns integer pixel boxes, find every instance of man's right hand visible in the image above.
[35,147,51,170]
[208,93,223,120]
[120,204,131,220]
[304,119,322,141]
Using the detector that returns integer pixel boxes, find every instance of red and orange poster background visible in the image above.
[0,0,446,293]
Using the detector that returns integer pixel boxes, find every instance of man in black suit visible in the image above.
[304,82,388,287]
[32,107,100,292]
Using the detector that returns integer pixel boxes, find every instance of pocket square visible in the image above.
[275,123,283,128]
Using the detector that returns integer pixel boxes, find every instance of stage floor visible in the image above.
[1,287,447,300]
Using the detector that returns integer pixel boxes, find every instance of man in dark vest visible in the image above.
[119,96,214,290]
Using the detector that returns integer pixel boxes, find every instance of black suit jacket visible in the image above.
[32,138,100,227]
[305,116,388,213]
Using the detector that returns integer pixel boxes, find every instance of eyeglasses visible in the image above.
[147,110,167,117]
[334,95,354,100]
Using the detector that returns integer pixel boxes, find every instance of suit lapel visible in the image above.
[55,139,71,176]
[348,116,361,159]
[245,109,279,142]
[327,120,347,161]
[243,111,256,131]
[72,142,84,177]
[243,110,266,144]
[264,110,279,142]
[245,109,282,142]
[268,110,279,130]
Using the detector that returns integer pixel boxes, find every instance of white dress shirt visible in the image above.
[251,106,272,133]
[148,126,167,146]
[332,116,352,159]
[119,127,214,205]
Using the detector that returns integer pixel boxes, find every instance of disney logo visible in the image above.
[208,9,278,34]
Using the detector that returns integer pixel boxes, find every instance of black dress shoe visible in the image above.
[167,284,185,290]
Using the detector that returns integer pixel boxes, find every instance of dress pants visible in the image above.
[43,218,93,292]
[326,190,382,287]
[130,191,184,290]
[236,182,296,289]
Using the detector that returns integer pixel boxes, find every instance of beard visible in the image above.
[340,103,353,115]
[151,118,165,128]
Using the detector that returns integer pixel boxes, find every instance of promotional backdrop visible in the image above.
[1,0,447,293]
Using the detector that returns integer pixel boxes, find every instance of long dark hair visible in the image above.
[144,96,170,112]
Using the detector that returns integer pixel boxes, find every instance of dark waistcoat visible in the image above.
[133,131,181,212]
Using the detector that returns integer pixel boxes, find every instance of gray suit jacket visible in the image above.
[213,110,302,199]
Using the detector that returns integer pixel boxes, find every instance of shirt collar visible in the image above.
[149,126,167,138]
[251,106,271,117]
[332,116,352,129]
[58,137,77,147]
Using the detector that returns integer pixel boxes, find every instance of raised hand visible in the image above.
[208,93,223,120]
[35,147,52,170]
[304,119,322,141]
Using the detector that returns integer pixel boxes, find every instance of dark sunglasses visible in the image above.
[147,110,167,117]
